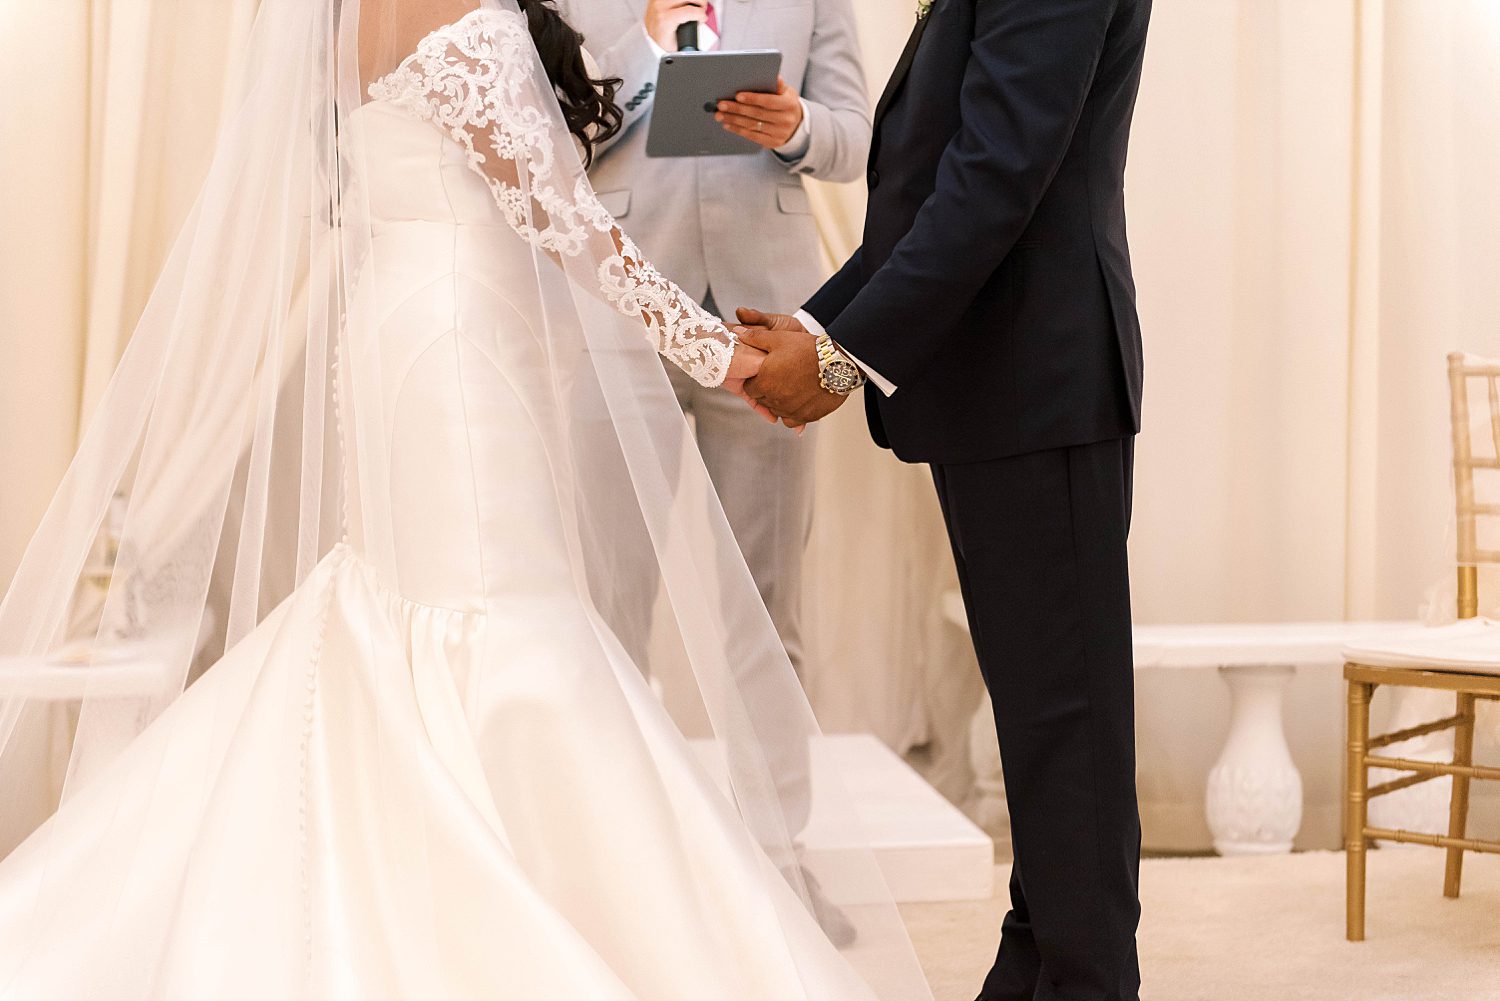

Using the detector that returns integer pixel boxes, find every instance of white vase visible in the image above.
[1205,665,1302,855]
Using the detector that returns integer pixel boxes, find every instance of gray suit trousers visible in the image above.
[612,292,817,688]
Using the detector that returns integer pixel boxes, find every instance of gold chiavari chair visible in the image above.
[1342,353,1500,942]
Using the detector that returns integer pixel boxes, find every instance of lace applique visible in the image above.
[368,9,735,388]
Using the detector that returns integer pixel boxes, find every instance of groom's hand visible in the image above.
[735,308,848,428]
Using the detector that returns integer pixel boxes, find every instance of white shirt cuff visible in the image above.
[794,310,898,397]
[774,99,813,161]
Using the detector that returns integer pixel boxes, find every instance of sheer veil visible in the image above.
[0,0,932,996]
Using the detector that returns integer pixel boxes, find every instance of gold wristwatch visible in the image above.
[816,333,866,396]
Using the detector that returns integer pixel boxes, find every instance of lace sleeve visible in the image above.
[367,8,736,388]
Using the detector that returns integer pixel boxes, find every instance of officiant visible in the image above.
[556,0,871,685]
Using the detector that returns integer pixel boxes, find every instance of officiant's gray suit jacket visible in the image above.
[557,0,871,316]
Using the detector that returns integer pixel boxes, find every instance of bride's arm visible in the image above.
[366,7,748,389]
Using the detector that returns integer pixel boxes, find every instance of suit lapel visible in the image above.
[716,0,754,51]
[874,14,933,126]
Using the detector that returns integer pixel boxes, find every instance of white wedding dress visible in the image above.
[0,7,917,999]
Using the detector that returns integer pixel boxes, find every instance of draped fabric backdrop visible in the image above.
[3,0,1500,840]
[1127,0,1500,628]
[0,0,260,850]
[1117,0,1500,848]
[798,0,977,800]
[0,0,258,584]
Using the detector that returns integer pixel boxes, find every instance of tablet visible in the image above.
[646,50,783,158]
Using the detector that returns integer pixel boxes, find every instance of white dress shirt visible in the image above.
[794,309,898,397]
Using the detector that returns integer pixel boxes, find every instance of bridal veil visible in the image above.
[0,1,931,997]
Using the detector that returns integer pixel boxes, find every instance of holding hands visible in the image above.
[721,340,776,424]
[729,308,852,431]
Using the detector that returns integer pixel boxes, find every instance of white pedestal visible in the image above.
[1205,664,1303,855]
[944,600,1421,857]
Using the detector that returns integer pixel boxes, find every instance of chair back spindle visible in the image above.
[1446,352,1500,620]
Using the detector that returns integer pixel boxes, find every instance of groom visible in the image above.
[737,2,1152,999]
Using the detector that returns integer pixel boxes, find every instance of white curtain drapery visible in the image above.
[1126,0,1500,630]
[0,0,258,587]
[0,0,259,850]
[797,0,977,798]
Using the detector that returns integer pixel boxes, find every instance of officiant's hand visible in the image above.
[735,308,848,428]
[716,79,805,150]
[645,0,709,52]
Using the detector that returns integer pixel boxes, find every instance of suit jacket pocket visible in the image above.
[597,190,631,219]
[776,184,813,215]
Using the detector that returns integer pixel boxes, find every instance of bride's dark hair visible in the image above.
[517,0,624,166]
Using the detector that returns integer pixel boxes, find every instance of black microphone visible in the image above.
[676,20,701,53]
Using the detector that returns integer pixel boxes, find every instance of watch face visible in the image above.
[824,359,861,395]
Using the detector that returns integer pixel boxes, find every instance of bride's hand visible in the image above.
[728,341,766,381]
[723,343,778,423]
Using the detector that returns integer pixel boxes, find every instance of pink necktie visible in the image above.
[704,2,720,49]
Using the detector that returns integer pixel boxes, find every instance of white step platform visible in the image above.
[693,733,994,903]
[0,652,172,699]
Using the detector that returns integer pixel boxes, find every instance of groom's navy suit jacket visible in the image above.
[804,0,1150,464]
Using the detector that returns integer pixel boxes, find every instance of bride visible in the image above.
[0,1,930,998]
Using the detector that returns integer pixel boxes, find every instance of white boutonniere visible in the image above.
[916,0,934,19]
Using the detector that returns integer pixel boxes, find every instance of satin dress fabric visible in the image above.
[0,99,874,1001]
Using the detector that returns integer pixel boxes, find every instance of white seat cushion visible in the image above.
[1343,619,1500,675]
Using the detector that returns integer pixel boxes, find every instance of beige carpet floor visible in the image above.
[901,848,1500,1001]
